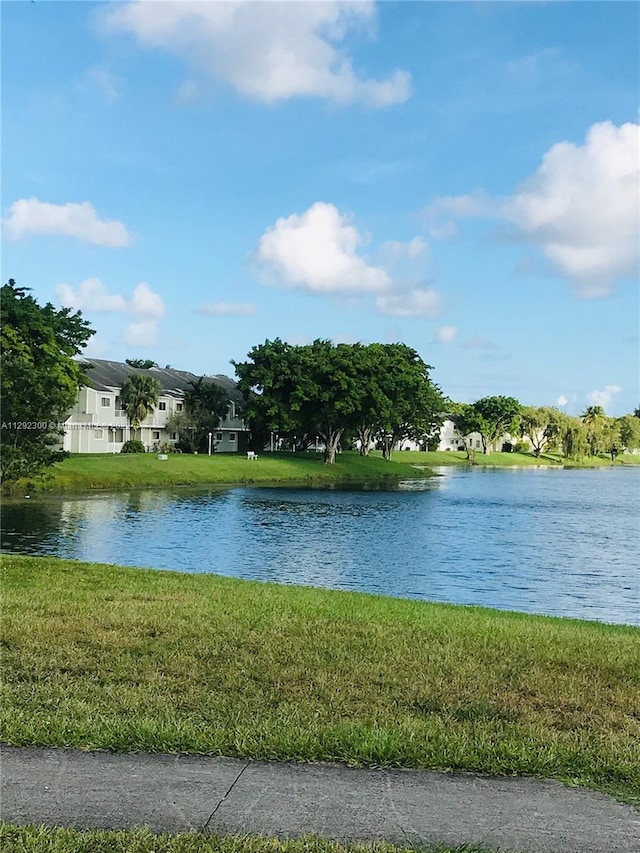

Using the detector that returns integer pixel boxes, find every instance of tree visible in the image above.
[362,344,445,461]
[167,377,230,453]
[125,358,158,369]
[120,373,161,443]
[1,279,94,482]
[450,403,487,460]
[617,414,640,452]
[562,416,588,460]
[519,406,563,458]
[471,396,521,454]
[234,340,445,464]
[581,405,607,456]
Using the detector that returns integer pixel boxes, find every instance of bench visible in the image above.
[246,451,258,461]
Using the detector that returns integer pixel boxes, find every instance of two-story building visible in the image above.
[63,359,248,453]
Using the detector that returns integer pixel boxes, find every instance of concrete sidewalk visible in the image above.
[1,747,638,853]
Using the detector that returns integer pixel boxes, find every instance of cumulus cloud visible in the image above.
[434,325,458,344]
[103,0,411,107]
[256,201,444,318]
[556,394,568,407]
[505,121,639,297]
[421,122,640,297]
[56,277,127,312]
[2,198,132,247]
[375,288,441,318]
[199,301,257,317]
[256,202,391,294]
[56,278,165,346]
[587,385,622,413]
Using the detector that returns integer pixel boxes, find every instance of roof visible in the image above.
[77,359,243,403]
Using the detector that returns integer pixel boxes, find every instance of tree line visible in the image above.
[1,279,639,481]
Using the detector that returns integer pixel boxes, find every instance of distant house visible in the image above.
[396,416,514,453]
[63,359,248,453]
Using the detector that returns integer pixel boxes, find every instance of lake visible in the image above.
[2,466,638,626]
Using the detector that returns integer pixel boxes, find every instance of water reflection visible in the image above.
[1,468,638,626]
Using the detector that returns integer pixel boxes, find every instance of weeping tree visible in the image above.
[120,373,161,443]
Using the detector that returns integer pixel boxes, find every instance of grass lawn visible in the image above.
[2,556,639,806]
[0,826,494,853]
[393,449,640,468]
[6,451,427,494]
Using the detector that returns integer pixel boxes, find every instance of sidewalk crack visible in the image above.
[200,761,250,833]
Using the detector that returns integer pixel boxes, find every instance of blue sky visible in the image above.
[2,0,638,415]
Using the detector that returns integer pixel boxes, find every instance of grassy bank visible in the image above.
[393,449,640,468]
[6,451,426,494]
[5,448,637,495]
[2,556,639,805]
[0,826,494,853]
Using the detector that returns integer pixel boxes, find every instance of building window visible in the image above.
[158,401,166,411]
[152,430,161,441]
[101,397,110,407]
[229,432,236,442]
[94,429,103,439]
[476,440,481,448]
[216,432,223,442]
[171,433,177,440]
[114,428,124,443]
[176,402,183,412]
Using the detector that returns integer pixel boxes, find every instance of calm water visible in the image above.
[2,467,639,625]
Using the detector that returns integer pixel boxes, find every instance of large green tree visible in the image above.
[359,343,445,461]
[519,406,563,458]
[469,396,521,455]
[234,339,444,464]
[120,373,161,443]
[0,279,94,482]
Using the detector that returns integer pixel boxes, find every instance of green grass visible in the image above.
[0,826,496,853]
[2,556,639,806]
[394,449,640,468]
[6,451,427,494]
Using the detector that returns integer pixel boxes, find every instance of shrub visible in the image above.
[120,439,146,454]
[514,440,530,454]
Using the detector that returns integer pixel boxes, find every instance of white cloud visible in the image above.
[2,198,131,247]
[421,191,493,240]
[199,301,257,317]
[103,0,411,107]
[505,121,639,297]
[56,278,165,347]
[434,325,458,344]
[422,122,640,297]
[130,281,165,319]
[376,287,441,318]
[56,277,127,313]
[124,320,158,347]
[556,394,568,407]
[379,236,428,262]
[256,202,391,294]
[587,385,622,414]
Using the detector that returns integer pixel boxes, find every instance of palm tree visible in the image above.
[120,373,161,443]
[580,405,606,457]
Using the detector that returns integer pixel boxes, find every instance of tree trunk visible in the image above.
[321,427,343,465]
[356,425,374,456]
